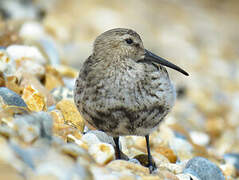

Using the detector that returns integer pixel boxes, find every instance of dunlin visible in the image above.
[74,28,189,173]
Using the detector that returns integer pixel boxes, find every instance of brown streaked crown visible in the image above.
[93,28,145,61]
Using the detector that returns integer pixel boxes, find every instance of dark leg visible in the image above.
[145,135,156,173]
[113,137,121,159]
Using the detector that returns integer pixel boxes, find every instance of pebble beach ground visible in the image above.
[0,0,239,179]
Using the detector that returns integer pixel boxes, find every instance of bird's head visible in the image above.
[93,28,145,61]
[93,28,189,76]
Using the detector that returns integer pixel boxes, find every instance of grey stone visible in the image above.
[0,87,27,108]
[14,112,53,140]
[87,130,116,147]
[183,157,225,180]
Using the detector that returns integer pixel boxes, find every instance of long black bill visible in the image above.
[144,49,189,76]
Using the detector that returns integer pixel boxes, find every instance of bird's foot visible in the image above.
[148,164,157,174]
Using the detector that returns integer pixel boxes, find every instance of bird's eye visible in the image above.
[125,38,133,45]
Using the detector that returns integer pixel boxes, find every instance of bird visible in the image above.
[74,28,189,173]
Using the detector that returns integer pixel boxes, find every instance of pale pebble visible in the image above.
[60,143,89,159]
[107,160,149,176]
[6,45,46,64]
[0,126,14,139]
[176,174,191,180]
[66,134,88,149]
[0,61,16,76]
[224,153,239,171]
[189,131,210,146]
[160,162,183,174]
[14,112,53,141]
[151,152,170,166]
[88,143,115,165]
[20,72,55,107]
[19,21,60,65]
[219,163,236,178]
[81,133,101,146]
[0,137,30,173]
[19,21,46,40]
[159,169,180,180]
[16,60,45,78]
[32,150,77,180]
[176,174,200,180]
[0,50,16,75]
[90,166,136,180]
[169,137,193,160]
[14,118,40,143]
[169,138,193,152]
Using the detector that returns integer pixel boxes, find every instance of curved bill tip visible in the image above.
[144,49,189,76]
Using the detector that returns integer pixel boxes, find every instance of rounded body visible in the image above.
[74,56,176,137]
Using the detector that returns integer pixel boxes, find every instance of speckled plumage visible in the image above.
[74,28,176,137]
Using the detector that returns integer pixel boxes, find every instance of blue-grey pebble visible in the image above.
[224,153,239,171]
[14,112,53,139]
[183,157,225,180]
[0,87,27,107]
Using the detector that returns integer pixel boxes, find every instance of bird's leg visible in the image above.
[145,135,157,173]
[113,137,121,159]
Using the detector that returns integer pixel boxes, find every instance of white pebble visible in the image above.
[176,174,191,180]
[16,60,45,78]
[169,137,193,153]
[81,133,101,146]
[19,22,46,40]
[6,45,46,64]
[176,173,200,180]
[190,131,210,146]
[88,143,115,165]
